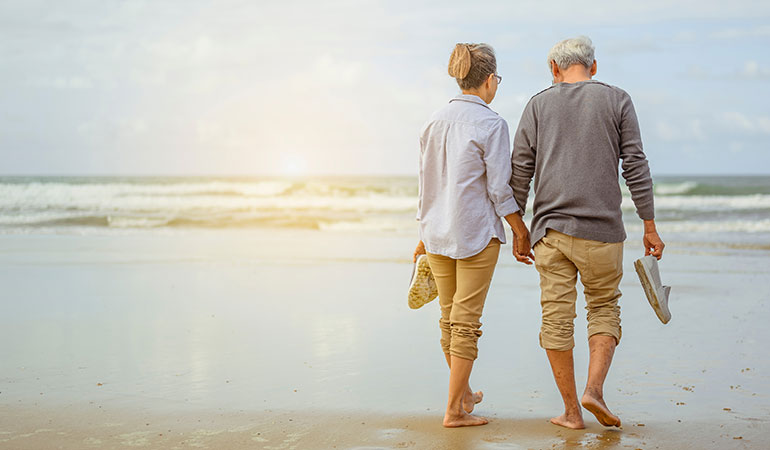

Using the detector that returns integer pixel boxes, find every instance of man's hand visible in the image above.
[504,212,535,265]
[643,219,665,260]
[413,240,426,262]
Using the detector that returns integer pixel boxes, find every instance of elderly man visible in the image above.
[510,36,665,429]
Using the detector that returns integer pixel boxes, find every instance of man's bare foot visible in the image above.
[549,411,585,429]
[581,391,621,427]
[462,390,483,413]
[443,411,489,428]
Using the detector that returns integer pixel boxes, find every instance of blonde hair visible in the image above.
[448,43,497,90]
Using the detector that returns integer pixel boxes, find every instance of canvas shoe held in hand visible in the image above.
[634,255,672,324]
[408,254,438,309]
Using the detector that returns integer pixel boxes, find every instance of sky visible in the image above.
[1,0,769,176]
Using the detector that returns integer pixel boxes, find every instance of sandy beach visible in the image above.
[3,0,769,442]
[1,228,769,449]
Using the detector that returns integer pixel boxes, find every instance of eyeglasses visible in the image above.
[492,74,502,84]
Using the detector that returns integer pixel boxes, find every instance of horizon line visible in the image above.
[1,172,770,178]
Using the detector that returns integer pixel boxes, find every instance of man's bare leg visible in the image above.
[444,353,483,413]
[581,335,621,427]
[545,348,585,429]
[443,355,488,427]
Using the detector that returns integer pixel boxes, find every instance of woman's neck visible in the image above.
[461,90,489,104]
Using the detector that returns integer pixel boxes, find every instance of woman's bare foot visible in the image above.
[443,411,489,428]
[550,411,585,429]
[462,390,483,413]
[581,390,621,427]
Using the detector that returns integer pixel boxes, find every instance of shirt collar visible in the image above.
[449,94,491,109]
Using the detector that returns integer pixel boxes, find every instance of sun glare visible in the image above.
[281,154,308,177]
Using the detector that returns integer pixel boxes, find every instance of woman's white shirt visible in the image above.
[418,94,519,259]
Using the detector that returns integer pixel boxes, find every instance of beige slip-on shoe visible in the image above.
[634,255,672,324]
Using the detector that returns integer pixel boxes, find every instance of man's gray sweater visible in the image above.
[511,80,654,245]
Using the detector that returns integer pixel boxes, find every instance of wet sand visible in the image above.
[3,403,768,449]
[1,229,769,449]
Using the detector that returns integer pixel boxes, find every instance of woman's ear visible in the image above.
[590,60,597,77]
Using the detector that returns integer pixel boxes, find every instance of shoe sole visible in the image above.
[408,255,437,309]
[634,258,671,324]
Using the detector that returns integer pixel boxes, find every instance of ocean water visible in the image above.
[1,175,769,246]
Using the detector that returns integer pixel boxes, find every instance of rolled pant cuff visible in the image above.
[448,329,481,361]
[587,326,622,345]
[539,332,575,351]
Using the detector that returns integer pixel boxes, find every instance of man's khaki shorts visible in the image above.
[534,229,623,351]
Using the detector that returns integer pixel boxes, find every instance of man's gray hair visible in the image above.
[547,36,595,71]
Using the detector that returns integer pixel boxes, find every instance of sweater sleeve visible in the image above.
[483,118,519,218]
[618,92,655,220]
[510,99,537,214]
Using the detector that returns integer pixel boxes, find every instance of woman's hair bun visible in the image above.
[448,43,472,79]
[447,43,496,90]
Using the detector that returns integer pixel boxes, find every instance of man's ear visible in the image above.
[550,60,560,79]
[590,60,597,77]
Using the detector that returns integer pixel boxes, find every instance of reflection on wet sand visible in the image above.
[1,230,769,448]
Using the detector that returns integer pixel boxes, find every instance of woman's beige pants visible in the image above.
[427,239,500,361]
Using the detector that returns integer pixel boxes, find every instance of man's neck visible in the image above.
[561,75,591,84]
[558,65,593,84]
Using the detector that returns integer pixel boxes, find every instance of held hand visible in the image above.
[512,230,535,265]
[413,240,426,263]
[504,211,535,265]
[643,231,665,260]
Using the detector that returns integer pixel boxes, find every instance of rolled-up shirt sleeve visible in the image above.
[483,118,520,218]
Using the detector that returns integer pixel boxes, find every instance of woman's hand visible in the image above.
[513,230,535,265]
[504,212,535,265]
[413,240,426,262]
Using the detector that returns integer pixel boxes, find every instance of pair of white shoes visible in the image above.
[408,253,671,324]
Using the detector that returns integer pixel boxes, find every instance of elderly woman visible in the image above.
[414,43,533,428]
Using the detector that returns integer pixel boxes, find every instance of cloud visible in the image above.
[603,38,662,55]
[682,65,710,79]
[26,76,93,89]
[654,119,707,142]
[678,60,770,81]
[673,30,698,43]
[740,60,770,79]
[720,112,770,134]
[729,141,745,154]
[711,24,770,40]
[382,0,770,25]
[2,0,770,175]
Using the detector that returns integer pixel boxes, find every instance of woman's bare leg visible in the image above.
[444,353,482,413]
[443,355,488,427]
